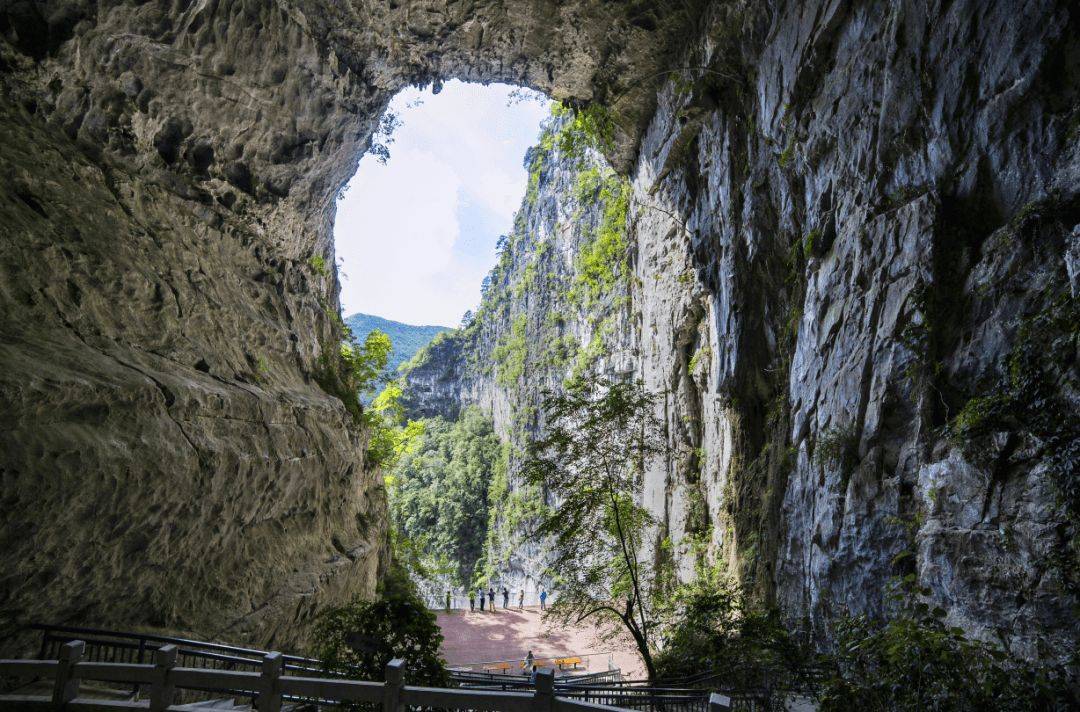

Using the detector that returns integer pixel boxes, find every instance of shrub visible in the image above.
[311,562,448,688]
[343,329,393,397]
[819,606,1074,711]
[655,577,813,697]
[570,174,631,309]
[308,254,328,276]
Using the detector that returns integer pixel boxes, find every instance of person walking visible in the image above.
[469,590,475,612]
[445,590,451,612]
[539,588,548,610]
[488,587,496,611]
[518,589,525,609]
[479,587,486,612]
[502,587,510,609]
[525,650,535,671]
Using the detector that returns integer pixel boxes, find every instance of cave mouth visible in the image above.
[333,80,551,329]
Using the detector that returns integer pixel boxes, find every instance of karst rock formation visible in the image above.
[1,0,1077,663]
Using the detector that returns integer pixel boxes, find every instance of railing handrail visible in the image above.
[0,641,733,711]
[32,623,322,667]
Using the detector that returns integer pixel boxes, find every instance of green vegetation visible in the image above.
[655,571,1075,710]
[802,229,820,260]
[477,440,547,586]
[362,379,422,470]
[570,173,631,309]
[314,326,392,426]
[342,330,393,396]
[777,137,796,168]
[814,422,860,492]
[688,345,711,376]
[311,561,448,688]
[550,102,617,159]
[492,313,528,388]
[817,576,1074,711]
[522,379,667,680]
[948,288,1079,535]
[255,355,270,381]
[345,313,448,379]
[655,571,812,695]
[387,408,502,587]
[308,254,328,276]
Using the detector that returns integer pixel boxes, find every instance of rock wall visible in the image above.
[1,0,1076,666]
[0,0,696,653]
[629,0,1080,661]
[400,114,636,593]
[404,0,1080,664]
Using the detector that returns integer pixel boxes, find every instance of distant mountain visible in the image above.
[344,312,450,377]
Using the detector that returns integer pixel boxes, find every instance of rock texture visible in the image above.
[1,0,1077,668]
[400,115,636,592]
[0,0,697,653]
[403,0,1080,665]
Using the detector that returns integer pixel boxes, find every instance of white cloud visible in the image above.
[333,81,550,326]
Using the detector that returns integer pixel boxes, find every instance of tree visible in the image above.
[311,562,448,688]
[388,408,501,586]
[343,329,393,397]
[521,378,666,680]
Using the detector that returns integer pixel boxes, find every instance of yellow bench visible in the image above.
[553,657,583,670]
[483,662,513,674]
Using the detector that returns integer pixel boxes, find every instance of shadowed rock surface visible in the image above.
[1,0,1077,667]
[0,0,697,653]
[401,0,1080,665]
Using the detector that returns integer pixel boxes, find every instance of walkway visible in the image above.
[435,605,646,678]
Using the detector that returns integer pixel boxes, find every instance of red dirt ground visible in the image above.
[435,605,646,679]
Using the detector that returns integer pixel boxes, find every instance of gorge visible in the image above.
[1,0,1077,683]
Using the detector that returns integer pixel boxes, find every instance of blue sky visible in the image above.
[334,81,550,327]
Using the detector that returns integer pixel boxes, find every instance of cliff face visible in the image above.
[403,0,1080,662]
[629,0,1079,661]
[1,0,1077,664]
[0,0,694,652]
[0,8,389,650]
[400,115,635,590]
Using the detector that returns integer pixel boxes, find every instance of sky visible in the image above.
[334,80,551,327]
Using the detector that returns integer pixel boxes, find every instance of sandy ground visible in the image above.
[436,605,646,679]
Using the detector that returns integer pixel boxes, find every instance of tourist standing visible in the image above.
[539,588,548,610]
[479,587,486,612]
[488,587,496,611]
[445,590,451,611]
[502,587,509,609]
[518,589,525,609]
[469,590,475,612]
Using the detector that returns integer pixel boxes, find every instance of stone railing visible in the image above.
[0,640,734,711]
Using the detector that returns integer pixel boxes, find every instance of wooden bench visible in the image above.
[483,661,514,674]
[553,656,583,670]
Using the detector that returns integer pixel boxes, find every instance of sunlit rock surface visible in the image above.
[403,0,1079,664]
[1,0,1077,665]
[0,0,691,653]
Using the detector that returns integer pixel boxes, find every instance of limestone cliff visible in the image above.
[1,0,1077,668]
[0,0,696,653]
[400,113,635,591]
[402,0,1080,664]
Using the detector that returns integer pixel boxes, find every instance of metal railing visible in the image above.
[34,623,326,675]
[448,671,713,712]
[0,640,735,711]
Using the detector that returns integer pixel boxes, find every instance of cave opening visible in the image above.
[333,80,551,330]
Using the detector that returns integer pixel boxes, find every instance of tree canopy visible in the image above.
[521,378,666,680]
[388,407,502,587]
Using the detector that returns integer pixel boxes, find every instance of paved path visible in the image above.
[436,605,646,679]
